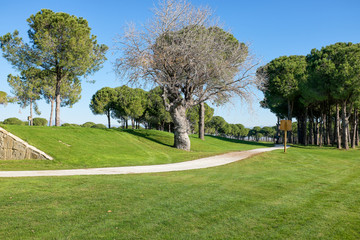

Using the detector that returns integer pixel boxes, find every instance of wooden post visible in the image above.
[280,120,291,153]
[284,130,287,153]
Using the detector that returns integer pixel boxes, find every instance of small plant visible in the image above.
[61,123,80,127]
[33,118,48,126]
[81,122,96,128]
[3,117,25,125]
[91,123,107,129]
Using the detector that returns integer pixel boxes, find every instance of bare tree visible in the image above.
[114,0,258,151]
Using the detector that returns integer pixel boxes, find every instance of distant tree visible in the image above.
[90,87,117,128]
[0,91,8,105]
[187,103,214,135]
[145,87,172,131]
[207,116,227,136]
[7,68,42,125]
[81,122,96,128]
[0,9,108,126]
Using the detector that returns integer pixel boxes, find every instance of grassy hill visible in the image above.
[0,146,359,239]
[0,125,272,170]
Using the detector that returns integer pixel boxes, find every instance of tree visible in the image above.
[7,68,42,125]
[186,103,214,135]
[90,87,117,128]
[0,9,108,126]
[306,43,360,149]
[145,87,172,130]
[115,0,258,151]
[258,55,307,143]
[42,71,81,126]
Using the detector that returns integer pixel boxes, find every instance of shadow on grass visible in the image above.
[117,129,174,147]
[202,135,274,147]
[289,144,337,149]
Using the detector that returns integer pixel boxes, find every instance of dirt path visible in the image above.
[0,146,284,178]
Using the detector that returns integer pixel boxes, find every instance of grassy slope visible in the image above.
[0,146,359,239]
[0,125,272,170]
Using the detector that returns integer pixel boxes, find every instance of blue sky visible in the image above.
[1,0,359,127]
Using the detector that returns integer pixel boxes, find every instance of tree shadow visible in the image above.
[116,129,174,147]
[203,135,274,147]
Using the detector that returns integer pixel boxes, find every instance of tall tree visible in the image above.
[115,0,258,150]
[0,9,108,126]
[42,71,81,126]
[90,87,117,128]
[307,43,360,149]
[7,68,42,125]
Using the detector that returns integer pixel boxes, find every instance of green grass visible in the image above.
[0,125,272,170]
[0,146,359,239]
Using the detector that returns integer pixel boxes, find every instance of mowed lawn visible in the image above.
[0,146,359,239]
[0,125,272,170]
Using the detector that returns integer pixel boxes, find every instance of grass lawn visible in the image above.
[0,125,272,170]
[0,146,359,239]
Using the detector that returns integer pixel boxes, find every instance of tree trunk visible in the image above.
[304,106,308,145]
[55,77,62,127]
[341,101,349,150]
[351,108,357,149]
[198,102,205,140]
[168,123,171,133]
[336,103,341,149]
[170,105,190,151]
[309,110,314,145]
[107,109,111,128]
[287,99,292,143]
[276,116,280,144]
[29,99,33,126]
[131,118,135,129]
[49,99,54,127]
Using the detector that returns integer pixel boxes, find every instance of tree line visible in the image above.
[90,85,277,142]
[258,42,360,150]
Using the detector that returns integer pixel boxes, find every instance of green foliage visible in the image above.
[90,87,117,116]
[33,118,48,126]
[3,117,24,125]
[0,91,7,105]
[91,123,107,129]
[187,103,214,133]
[81,122,96,128]
[61,123,79,127]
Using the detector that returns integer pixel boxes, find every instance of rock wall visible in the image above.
[0,127,53,160]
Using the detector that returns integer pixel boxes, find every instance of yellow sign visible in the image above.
[280,120,292,131]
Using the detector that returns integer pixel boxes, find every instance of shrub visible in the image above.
[33,118,48,126]
[81,122,96,128]
[3,117,25,125]
[91,123,107,129]
[61,123,79,127]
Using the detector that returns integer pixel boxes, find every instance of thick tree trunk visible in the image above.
[131,118,135,129]
[341,101,349,150]
[170,105,190,151]
[29,99,33,126]
[49,99,54,127]
[198,102,205,140]
[107,109,111,129]
[336,103,341,149]
[55,78,62,127]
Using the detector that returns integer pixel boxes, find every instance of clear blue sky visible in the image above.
[1,0,359,127]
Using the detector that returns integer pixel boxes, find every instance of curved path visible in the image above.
[0,146,285,178]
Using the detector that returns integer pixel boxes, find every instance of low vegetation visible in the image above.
[0,125,272,170]
[0,146,359,239]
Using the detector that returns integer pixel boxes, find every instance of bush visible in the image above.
[3,117,25,125]
[91,123,107,129]
[33,118,48,126]
[81,122,96,128]
[61,123,79,127]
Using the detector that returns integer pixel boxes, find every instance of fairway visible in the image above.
[0,146,359,239]
[0,125,272,170]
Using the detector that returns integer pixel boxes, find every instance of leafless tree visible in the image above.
[114,0,259,151]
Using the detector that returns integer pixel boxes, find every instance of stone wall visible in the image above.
[0,127,53,160]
